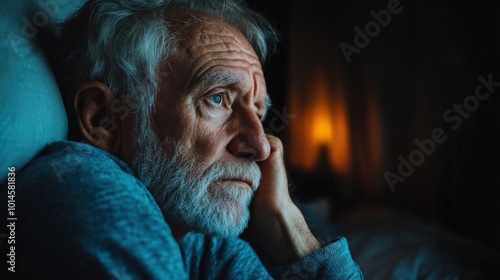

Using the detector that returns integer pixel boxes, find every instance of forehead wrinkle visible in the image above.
[189,41,258,61]
[198,33,245,46]
[174,16,247,50]
[195,33,254,51]
[182,22,259,61]
[191,70,239,92]
[182,36,261,88]
[190,51,262,75]
[191,64,255,93]
[167,12,267,110]
[186,37,260,65]
[188,47,260,64]
[187,57,262,89]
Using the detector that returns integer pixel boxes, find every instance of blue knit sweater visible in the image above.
[2,141,362,279]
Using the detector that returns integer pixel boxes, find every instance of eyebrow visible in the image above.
[191,71,239,92]
[191,70,272,120]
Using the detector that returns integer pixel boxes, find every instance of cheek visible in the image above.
[191,123,229,165]
[156,102,198,148]
[154,102,186,142]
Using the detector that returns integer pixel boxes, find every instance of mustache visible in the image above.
[203,160,262,192]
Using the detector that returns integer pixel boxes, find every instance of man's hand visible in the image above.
[243,135,320,266]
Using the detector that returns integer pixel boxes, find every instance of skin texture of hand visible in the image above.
[243,135,321,266]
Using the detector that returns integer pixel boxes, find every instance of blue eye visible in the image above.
[208,94,223,105]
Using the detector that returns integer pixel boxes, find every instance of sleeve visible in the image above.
[179,232,363,280]
[6,142,187,279]
[179,232,272,280]
[267,237,364,280]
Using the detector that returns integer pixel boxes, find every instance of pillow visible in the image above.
[0,0,86,183]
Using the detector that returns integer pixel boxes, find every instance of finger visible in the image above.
[258,134,284,168]
[256,135,288,195]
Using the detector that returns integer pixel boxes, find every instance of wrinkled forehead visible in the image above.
[164,9,259,61]
[161,9,266,98]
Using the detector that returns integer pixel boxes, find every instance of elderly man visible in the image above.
[5,0,362,279]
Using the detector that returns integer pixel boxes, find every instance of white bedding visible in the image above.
[300,203,500,279]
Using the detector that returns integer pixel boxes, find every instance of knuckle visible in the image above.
[266,135,284,150]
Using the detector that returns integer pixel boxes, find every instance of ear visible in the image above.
[74,81,126,155]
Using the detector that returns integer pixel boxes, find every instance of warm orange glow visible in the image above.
[287,1,385,193]
[355,88,384,195]
[312,109,334,144]
[289,73,351,176]
[328,97,351,176]
[365,94,383,179]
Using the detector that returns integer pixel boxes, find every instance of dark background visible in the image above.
[247,0,500,250]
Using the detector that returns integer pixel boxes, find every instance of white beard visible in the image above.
[129,121,261,237]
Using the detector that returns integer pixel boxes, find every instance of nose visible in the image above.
[227,110,270,161]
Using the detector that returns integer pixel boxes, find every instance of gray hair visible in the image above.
[60,0,277,137]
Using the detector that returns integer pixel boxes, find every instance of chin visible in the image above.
[198,195,252,237]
